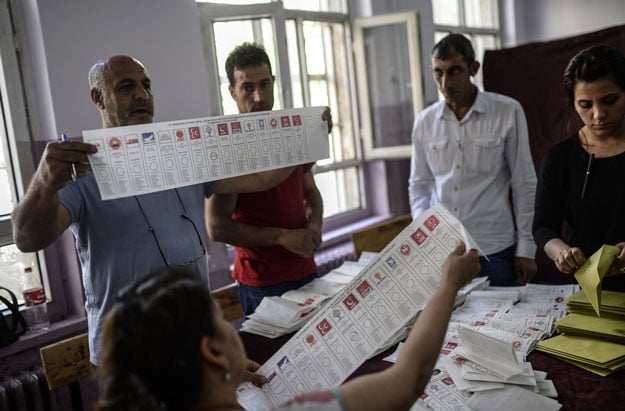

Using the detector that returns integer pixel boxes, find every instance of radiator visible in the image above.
[0,365,90,411]
[0,366,52,411]
[315,241,355,275]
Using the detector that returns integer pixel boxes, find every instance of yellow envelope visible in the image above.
[555,313,625,343]
[574,245,620,316]
[537,334,625,365]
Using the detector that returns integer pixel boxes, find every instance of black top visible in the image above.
[533,132,625,291]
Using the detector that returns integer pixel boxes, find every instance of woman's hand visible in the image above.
[554,246,586,274]
[606,242,625,277]
[241,359,267,387]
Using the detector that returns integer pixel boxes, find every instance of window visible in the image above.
[432,0,500,89]
[0,0,46,309]
[353,11,424,159]
[197,0,367,229]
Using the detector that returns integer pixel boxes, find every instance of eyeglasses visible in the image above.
[135,189,206,268]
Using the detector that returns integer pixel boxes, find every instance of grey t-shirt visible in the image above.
[59,174,218,364]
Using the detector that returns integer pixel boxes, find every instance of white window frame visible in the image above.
[0,0,53,303]
[0,0,32,245]
[353,11,424,159]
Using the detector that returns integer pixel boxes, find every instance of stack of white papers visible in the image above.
[241,257,372,338]
[381,282,580,410]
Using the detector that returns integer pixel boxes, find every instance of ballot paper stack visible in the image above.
[533,289,625,377]
[382,284,582,410]
[241,254,491,339]
[405,323,562,411]
[240,256,374,338]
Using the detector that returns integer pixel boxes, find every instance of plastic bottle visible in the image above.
[22,265,50,331]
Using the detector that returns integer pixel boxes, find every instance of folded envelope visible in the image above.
[555,313,625,343]
[574,244,620,316]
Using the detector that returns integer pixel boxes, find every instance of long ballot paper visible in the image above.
[236,204,483,409]
[82,107,329,200]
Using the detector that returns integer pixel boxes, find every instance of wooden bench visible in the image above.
[350,214,413,258]
[211,282,245,321]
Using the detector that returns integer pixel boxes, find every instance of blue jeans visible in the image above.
[237,272,319,315]
[478,245,516,286]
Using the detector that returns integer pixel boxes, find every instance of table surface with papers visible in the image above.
[240,330,625,411]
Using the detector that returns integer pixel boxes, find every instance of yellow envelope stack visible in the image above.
[555,312,625,343]
[536,245,625,376]
[565,289,625,319]
[536,334,625,376]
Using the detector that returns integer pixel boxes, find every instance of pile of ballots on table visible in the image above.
[240,253,378,338]
[241,252,490,340]
[383,283,579,411]
[235,205,575,411]
[536,289,625,377]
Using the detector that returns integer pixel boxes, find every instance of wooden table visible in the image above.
[240,332,625,411]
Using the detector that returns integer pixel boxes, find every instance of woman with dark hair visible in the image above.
[533,45,625,291]
[96,245,479,411]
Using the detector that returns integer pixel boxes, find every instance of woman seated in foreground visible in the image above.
[533,45,625,291]
[96,244,479,411]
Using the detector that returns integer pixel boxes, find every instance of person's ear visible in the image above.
[470,61,481,77]
[199,335,229,371]
[228,84,236,99]
[91,89,105,109]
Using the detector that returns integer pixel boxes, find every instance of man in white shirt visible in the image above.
[408,33,537,286]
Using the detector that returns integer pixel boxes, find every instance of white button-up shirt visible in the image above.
[408,90,537,258]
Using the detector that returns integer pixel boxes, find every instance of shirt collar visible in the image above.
[437,88,486,121]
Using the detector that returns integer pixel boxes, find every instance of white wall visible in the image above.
[511,0,625,45]
[15,0,214,142]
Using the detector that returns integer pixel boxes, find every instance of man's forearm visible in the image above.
[210,217,287,248]
[13,183,66,252]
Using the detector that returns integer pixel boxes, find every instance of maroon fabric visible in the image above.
[483,24,625,173]
[482,24,625,284]
[240,332,625,410]
[528,350,625,411]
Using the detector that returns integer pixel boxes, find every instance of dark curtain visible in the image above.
[482,24,625,283]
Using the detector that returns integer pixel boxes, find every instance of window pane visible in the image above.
[0,97,17,215]
[471,33,497,89]
[286,20,304,108]
[432,0,460,26]
[363,22,414,149]
[296,20,356,165]
[464,0,497,28]
[213,19,283,115]
[303,22,327,76]
[283,0,347,13]
[0,245,40,308]
[314,167,361,218]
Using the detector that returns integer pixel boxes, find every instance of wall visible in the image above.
[15,0,214,144]
[510,0,625,45]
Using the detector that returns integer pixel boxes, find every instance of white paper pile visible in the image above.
[241,257,371,338]
[382,283,580,410]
